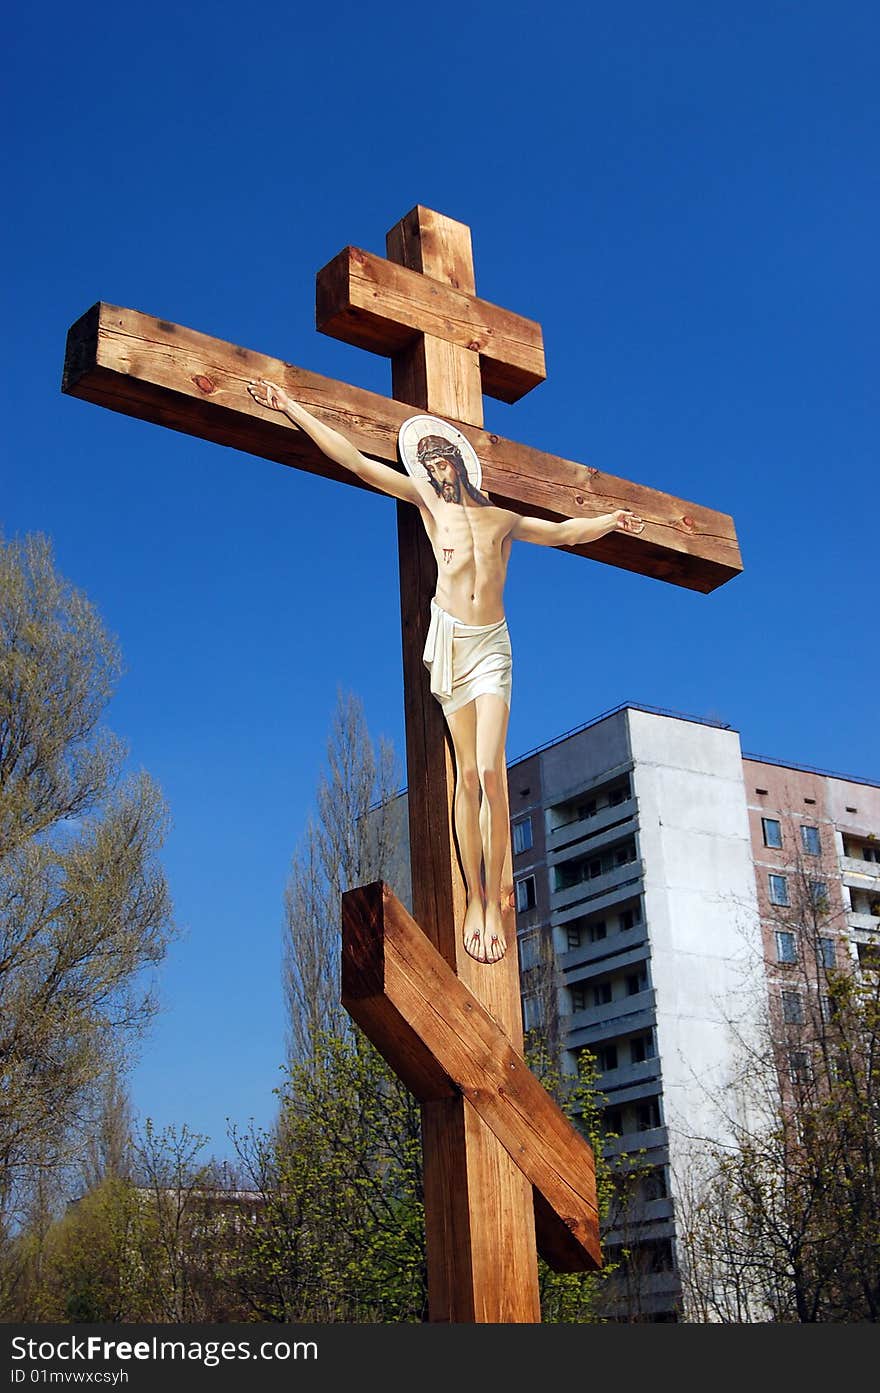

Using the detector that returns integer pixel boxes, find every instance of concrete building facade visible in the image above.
[507,703,880,1319]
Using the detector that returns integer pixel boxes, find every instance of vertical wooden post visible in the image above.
[387,206,541,1323]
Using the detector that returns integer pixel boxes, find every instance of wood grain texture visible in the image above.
[387,205,478,294]
[316,245,546,404]
[386,207,485,428]
[341,882,601,1274]
[387,209,541,1322]
[62,302,741,592]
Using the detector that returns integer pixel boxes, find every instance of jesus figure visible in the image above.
[247,379,644,965]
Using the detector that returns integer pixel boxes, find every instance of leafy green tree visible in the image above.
[234,1033,425,1322]
[527,1036,626,1322]
[40,1176,140,1322]
[0,533,175,1225]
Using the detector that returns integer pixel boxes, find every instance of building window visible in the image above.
[571,985,587,1013]
[515,876,536,912]
[789,1050,811,1085]
[762,818,782,848]
[597,1044,618,1072]
[769,874,790,906]
[619,906,640,931]
[819,994,836,1023]
[593,981,612,1007]
[645,1239,675,1273]
[809,880,828,909]
[603,1108,623,1135]
[512,817,533,855]
[626,970,647,996]
[863,844,880,864]
[566,924,582,950]
[817,937,836,970]
[642,1168,668,1201]
[782,990,804,1024]
[588,857,603,879]
[801,825,821,855]
[776,930,797,963]
[636,1100,660,1131]
[827,1054,846,1083]
[578,798,597,819]
[523,995,542,1030]
[630,1034,656,1064]
[588,920,607,943]
[858,942,880,971]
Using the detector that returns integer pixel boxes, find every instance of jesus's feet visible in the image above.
[482,899,507,964]
[463,897,485,963]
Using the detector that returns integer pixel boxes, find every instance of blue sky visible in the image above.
[4,1,877,1159]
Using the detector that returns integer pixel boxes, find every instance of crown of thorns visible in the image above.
[416,435,463,466]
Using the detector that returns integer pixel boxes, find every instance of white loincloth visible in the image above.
[423,598,512,715]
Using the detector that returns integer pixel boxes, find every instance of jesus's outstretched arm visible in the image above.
[247,379,424,507]
[511,509,645,546]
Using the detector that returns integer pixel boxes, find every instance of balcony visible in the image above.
[849,911,880,933]
[841,857,880,889]
[558,931,650,973]
[547,797,638,853]
[566,990,656,1045]
[601,1271,682,1312]
[602,1125,668,1157]
[552,860,645,913]
[594,1058,661,1093]
[600,1077,662,1108]
[604,1196,675,1241]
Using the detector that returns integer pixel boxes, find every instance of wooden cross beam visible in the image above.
[341,881,600,1275]
[62,205,743,1323]
[62,316,742,595]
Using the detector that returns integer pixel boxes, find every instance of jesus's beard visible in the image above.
[441,478,461,504]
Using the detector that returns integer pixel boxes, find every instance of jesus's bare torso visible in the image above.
[418,489,514,626]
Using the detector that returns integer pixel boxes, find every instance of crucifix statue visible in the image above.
[62,205,741,1322]
[246,378,644,964]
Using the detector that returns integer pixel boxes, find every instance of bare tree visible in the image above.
[676,805,880,1321]
[79,1066,134,1192]
[282,690,403,1064]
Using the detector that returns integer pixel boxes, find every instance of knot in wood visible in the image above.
[192,375,216,395]
[467,339,481,352]
[681,515,695,530]
[488,433,499,445]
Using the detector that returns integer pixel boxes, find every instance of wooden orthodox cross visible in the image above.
[62,206,742,1323]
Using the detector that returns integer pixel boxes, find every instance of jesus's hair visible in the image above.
[417,435,489,506]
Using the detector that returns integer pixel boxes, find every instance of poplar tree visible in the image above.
[0,533,174,1219]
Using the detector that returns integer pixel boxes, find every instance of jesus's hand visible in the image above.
[614,509,645,535]
[247,378,293,415]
